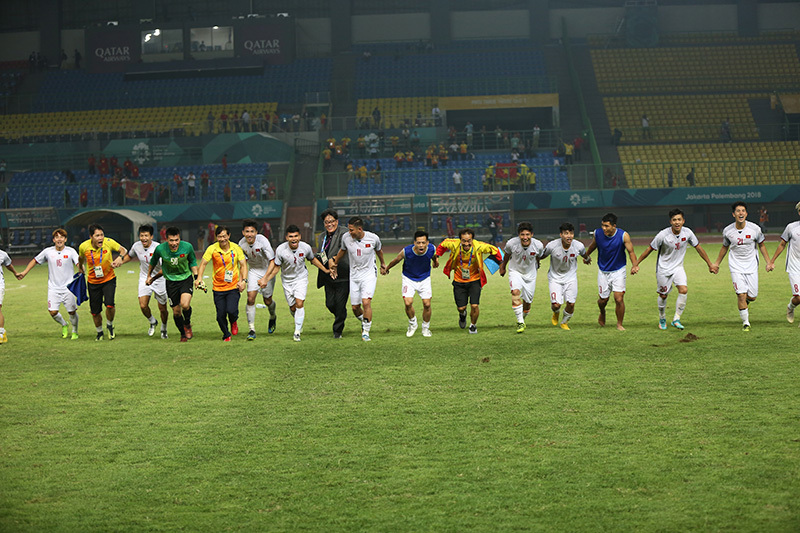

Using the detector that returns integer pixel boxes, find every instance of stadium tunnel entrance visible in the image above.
[63,209,157,246]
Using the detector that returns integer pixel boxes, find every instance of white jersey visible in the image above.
[722,221,765,273]
[239,234,275,273]
[504,236,544,278]
[543,239,586,283]
[129,240,161,278]
[649,226,699,276]
[341,231,382,277]
[780,221,800,275]
[0,250,10,283]
[274,241,314,283]
[35,246,79,290]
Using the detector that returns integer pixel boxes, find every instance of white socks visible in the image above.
[674,293,687,321]
[52,313,68,326]
[362,319,372,333]
[512,304,524,322]
[409,316,417,326]
[294,307,305,334]
[422,320,430,330]
[246,304,256,331]
[148,315,157,325]
[739,308,750,325]
[561,311,573,324]
[789,300,797,310]
[69,313,79,333]
[657,297,667,319]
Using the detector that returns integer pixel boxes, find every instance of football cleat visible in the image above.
[516,322,526,333]
[161,329,168,339]
[560,323,571,331]
[742,324,751,332]
[406,322,418,337]
[107,326,115,340]
[95,332,104,341]
[62,325,69,339]
[0,332,7,344]
[658,318,667,330]
[231,321,239,336]
[71,332,79,340]
[223,335,232,342]
[421,328,432,337]
[671,319,685,330]
[788,305,795,324]
[468,324,478,334]
[184,324,193,339]
[458,312,467,329]
[268,316,277,334]
[148,321,157,336]
[293,333,302,342]
[551,312,559,326]
[247,330,256,341]
[180,336,188,343]
[361,332,371,342]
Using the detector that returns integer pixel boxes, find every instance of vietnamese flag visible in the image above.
[125,181,153,201]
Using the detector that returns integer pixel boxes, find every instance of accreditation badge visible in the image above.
[94,265,104,278]
[224,270,234,283]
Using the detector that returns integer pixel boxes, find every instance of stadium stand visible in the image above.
[617,141,800,188]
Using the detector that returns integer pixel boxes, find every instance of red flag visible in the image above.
[125,181,153,201]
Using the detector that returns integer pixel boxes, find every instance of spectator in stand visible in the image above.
[131,164,140,180]
[109,155,118,172]
[232,110,240,133]
[573,135,584,162]
[464,122,474,145]
[207,110,215,133]
[123,158,133,178]
[510,132,520,152]
[453,169,463,192]
[248,185,257,200]
[394,150,404,168]
[220,110,228,132]
[260,181,268,200]
[432,104,441,126]
[405,151,415,165]
[74,49,82,69]
[495,126,504,149]
[667,166,674,187]
[223,183,231,202]
[64,169,76,183]
[641,114,651,140]
[111,173,122,205]
[201,169,209,198]
[99,175,108,203]
[98,154,109,177]
[459,141,468,161]
[222,154,228,175]
[563,140,574,165]
[88,154,96,175]
[533,125,541,149]
[322,147,332,170]
[410,130,421,151]
[80,187,88,207]
[439,144,449,167]
[242,110,251,132]
[186,170,196,200]
[721,118,732,143]
[372,106,381,128]
[160,225,167,242]
[686,168,696,187]
[371,162,382,184]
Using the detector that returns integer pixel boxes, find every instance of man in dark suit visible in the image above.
[316,209,350,338]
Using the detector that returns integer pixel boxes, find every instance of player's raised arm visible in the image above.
[383,250,405,275]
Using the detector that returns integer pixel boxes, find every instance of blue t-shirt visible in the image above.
[402,243,435,281]
[595,227,627,272]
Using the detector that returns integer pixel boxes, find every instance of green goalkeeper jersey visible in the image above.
[151,241,197,281]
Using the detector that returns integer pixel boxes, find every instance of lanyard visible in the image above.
[90,248,103,266]
[460,247,473,269]
[219,250,234,269]
[322,233,332,252]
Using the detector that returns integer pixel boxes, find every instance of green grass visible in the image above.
[1,244,799,531]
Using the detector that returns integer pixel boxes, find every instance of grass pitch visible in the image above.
[1,243,799,531]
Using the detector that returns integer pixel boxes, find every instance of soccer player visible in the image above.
[541,222,589,330]
[767,201,800,324]
[17,228,81,340]
[329,216,385,342]
[0,247,21,343]
[584,213,638,331]
[499,222,544,333]
[78,224,127,341]
[436,228,501,334]
[711,201,770,331]
[239,219,277,340]
[146,226,198,342]
[196,225,248,341]
[632,209,715,330]
[382,230,439,337]
[121,224,169,338]
[261,225,328,342]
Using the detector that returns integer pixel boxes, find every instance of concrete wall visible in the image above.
[352,13,430,43]
[0,31,40,62]
[450,10,530,40]
[296,17,331,56]
[759,2,800,31]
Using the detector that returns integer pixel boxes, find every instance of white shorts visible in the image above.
[138,277,168,305]
[248,269,275,299]
[508,270,537,303]
[402,276,432,300]
[282,277,308,308]
[0,286,4,305]
[598,268,626,299]
[730,271,758,299]
[48,287,78,312]
[789,273,800,296]
[350,273,377,305]
[549,277,578,305]
[656,267,688,296]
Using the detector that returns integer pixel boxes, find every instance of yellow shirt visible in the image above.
[79,237,121,284]
[453,248,482,283]
[203,242,245,292]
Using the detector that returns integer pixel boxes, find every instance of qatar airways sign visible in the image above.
[236,22,294,64]
[87,29,141,72]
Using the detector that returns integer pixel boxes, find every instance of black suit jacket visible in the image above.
[316,225,349,288]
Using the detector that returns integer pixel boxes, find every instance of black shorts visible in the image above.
[166,277,194,307]
[88,277,116,315]
[453,280,482,308]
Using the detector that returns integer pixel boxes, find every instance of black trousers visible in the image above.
[324,281,349,336]
[213,289,240,337]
